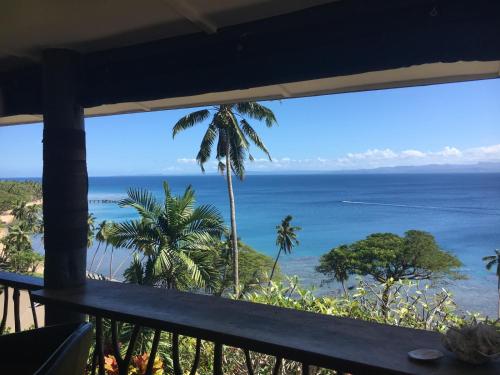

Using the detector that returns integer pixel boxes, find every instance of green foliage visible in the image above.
[317,230,463,285]
[483,249,500,279]
[217,239,281,295]
[172,102,277,178]
[482,249,500,318]
[0,202,44,274]
[317,230,463,317]
[0,180,42,213]
[1,247,43,273]
[269,215,301,284]
[111,181,226,291]
[248,276,469,331]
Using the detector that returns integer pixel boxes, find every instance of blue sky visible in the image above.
[1,79,499,177]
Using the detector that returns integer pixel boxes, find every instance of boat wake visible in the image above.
[340,200,500,215]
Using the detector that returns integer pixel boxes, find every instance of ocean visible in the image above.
[37,174,500,316]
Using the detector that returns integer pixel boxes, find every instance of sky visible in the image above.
[1,79,499,177]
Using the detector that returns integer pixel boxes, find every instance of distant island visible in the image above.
[333,161,500,174]
[239,161,500,175]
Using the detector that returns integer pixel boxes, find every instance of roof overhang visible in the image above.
[1,0,500,126]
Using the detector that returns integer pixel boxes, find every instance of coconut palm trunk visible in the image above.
[89,241,101,270]
[269,247,282,285]
[341,280,348,297]
[226,148,239,296]
[497,276,500,319]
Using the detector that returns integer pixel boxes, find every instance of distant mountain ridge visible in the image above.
[332,161,500,174]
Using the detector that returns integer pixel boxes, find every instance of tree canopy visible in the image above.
[317,230,463,285]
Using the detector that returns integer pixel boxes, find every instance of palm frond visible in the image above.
[120,188,161,220]
[228,137,246,179]
[485,259,498,271]
[236,102,277,127]
[483,255,497,262]
[196,121,218,170]
[240,119,272,160]
[227,110,249,149]
[172,109,210,138]
[176,251,204,288]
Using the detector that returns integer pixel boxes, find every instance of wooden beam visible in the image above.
[162,0,218,34]
[42,49,87,324]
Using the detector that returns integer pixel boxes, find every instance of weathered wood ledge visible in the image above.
[28,279,500,375]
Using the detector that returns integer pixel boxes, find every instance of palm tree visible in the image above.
[11,201,42,233]
[93,221,114,274]
[483,249,500,318]
[87,213,96,249]
[269,215,301,284]
[89,220,108,271]
[172,102,277,295]
[109,181,226,290]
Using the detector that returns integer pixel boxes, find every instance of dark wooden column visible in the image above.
[42,49,87,324]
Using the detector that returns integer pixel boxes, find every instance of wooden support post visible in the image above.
[42,49,87,325]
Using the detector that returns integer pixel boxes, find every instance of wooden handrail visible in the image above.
[1,272,498,375]
[29,278,500,375]
[0,271,43,334]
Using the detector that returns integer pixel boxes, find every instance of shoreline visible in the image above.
[0,199,43,272]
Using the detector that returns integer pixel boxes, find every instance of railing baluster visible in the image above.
[13,288,20,332]
[28,291,38,328]
[0,286,8,334]
[189,338,201,375]
[213,343,223,375]
[272,356,282,375]
[302,363,310,375]
[95,316,105,375]
[122,324,141,374]
[90,349,98,375]
[145,329,161,375]
[244,349,255,375]
[111,320,127,374]
[172,332,183,375]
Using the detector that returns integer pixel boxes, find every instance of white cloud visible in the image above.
[176,158,197,164]
[467,144,500,157]
[434,146,462,157]
[401,149,426,158]
[170,144,500,172]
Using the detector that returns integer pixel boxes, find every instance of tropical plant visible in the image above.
[11,201,42,232]
[483,249,500,318]
[0,223,43,274]
[216,238,280,296]
[0,180,42,212]
[90,220,118,278]
[316,244,352,296]
[172,102,278,295]
[110,182,226,290]
[87,213,96,249]
[317,230,463,318]
[269,215,300,284]
[89,220,108,271]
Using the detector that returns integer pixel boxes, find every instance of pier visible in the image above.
[88,199,120,204]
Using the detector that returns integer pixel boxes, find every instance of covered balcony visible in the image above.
[1,1,500,374]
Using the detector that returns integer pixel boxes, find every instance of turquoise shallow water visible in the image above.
[34,173,500,316]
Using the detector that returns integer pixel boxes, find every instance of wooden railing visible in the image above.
[1,271,499,375]
[0,271,43,334]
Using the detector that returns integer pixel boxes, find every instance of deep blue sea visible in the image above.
[34,174,500,316]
